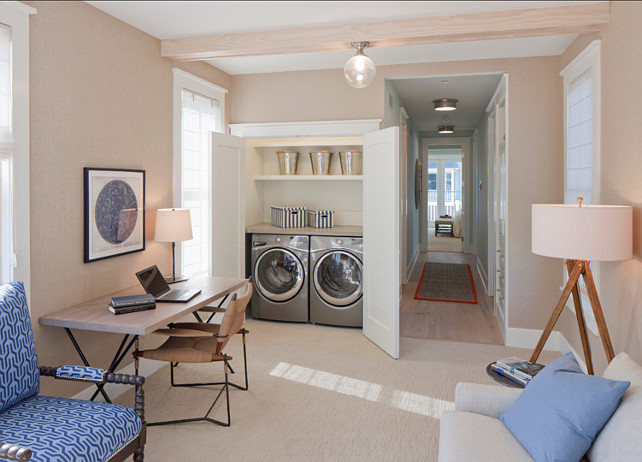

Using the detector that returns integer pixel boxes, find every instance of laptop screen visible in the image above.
[136,265,170,297]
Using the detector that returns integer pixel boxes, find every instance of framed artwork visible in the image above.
[84,168,145,263]
[414,158,423,209]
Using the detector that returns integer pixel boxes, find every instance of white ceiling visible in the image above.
[87,1,601,75]
[391,74,503,135]
[85,0,601,134]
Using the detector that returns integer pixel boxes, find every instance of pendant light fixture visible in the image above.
[438,115,455,134]
[344,42,376,89]
[433,98,458,111]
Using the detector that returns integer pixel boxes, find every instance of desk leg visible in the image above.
[88,334,138,402]
[65,328,112,403]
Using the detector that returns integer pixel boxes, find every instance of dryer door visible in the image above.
[255,248,305,302]
[314,251,362,307]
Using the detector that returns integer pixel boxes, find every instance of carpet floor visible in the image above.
[116,319,558,461]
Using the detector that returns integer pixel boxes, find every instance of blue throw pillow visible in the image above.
[499,352,629,462]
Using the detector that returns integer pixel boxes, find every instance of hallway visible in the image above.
[400,251,503,345]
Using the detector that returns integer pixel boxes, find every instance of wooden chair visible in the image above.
[135,279,252,427]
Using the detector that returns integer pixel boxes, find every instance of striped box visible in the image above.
[307,209,334,228]
[271,206,307,228]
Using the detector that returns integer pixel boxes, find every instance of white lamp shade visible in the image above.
[532,204,632,261]
[154,208,193,242]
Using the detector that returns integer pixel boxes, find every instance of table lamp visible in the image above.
[155,208,193,284]
[530,198,632,374]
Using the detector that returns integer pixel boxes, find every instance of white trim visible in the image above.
[406,246,419,284]
[229,119,381,138]
[560,40,601,333]
[172,68,228,94]
[476,255,489,296]
[172,69,227,276]
[400,107,409,285]
[0,2,32,299]
[2,1,37,15]
[72,359,165,402]
[506,327,561,352]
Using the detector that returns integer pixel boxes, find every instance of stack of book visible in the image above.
[490,357,545,387]
[109,294,156,315]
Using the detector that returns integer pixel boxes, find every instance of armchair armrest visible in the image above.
[0,442,32,462]
[454,382,522,418]
[39,366,145,387]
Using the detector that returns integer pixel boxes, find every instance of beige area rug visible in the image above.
[116,320,558,462]
[427,233,462,252]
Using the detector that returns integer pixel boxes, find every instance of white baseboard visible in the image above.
[406,247,419,284]
[475,256,489,296]
[505,328,588,372]
[72,359,165,402]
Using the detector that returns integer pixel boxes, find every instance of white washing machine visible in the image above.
[309,235,363,327]
[251,234,309,322]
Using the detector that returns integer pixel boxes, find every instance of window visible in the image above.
[0,3,33,290]
[172,69,227,277]
[560,40,601,334]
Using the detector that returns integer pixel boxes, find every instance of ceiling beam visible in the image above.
[161,3,609,62]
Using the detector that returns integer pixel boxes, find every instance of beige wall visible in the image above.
[232,57,563,333]
[27,1,231,396]
[558,1,642,372]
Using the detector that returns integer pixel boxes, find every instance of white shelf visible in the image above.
[254,175,363,181]
[250,137,363,148]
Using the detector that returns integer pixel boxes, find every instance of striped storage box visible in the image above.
[307,209,334,228]
[271,206,307,228]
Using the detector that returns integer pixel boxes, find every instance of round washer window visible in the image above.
[314,251,362,307]
[255,248,304,302]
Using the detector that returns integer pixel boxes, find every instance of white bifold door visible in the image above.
[362,127,400,359]
[211,133,245,278]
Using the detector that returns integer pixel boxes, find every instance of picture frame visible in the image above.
[84,168,145,263]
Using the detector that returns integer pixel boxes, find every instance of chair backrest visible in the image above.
[216,280,253,353]
[0,281,39,412]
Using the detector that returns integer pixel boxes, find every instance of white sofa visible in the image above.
[438,352,641,462]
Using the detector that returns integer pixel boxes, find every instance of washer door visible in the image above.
[314,251,362,307]
[255,248,305,302]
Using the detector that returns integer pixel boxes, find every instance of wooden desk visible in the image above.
[40,276,247,336]
[39,276,247,402]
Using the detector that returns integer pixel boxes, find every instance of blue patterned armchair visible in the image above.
[0,282,146,462]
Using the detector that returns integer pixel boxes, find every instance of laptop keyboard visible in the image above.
[161,289,190,300]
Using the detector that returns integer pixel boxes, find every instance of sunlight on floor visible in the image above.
[270,362,454,418]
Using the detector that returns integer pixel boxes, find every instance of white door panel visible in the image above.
[363,127,400,359]
[211,133,245,278]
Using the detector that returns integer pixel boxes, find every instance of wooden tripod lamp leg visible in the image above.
[567,260,594,375]
[530,260,585,364]
[582,263,616,362]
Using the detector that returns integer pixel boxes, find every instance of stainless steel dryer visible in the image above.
[309,235,363,327]
[251,234,309,322]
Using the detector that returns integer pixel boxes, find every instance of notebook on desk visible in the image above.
[135,265,201,303]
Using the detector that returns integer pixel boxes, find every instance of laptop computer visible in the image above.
[135,265,201,303]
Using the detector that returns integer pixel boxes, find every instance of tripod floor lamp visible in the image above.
[530,200,632,375]
[155,208,193,284]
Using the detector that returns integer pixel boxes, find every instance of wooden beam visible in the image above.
[161,3,609,62]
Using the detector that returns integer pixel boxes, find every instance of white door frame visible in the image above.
[420,137,472,254]
[400,107,409,284]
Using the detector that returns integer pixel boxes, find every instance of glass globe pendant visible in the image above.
[344,42,376,89]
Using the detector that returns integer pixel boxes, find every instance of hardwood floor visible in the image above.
[400,251,504,345]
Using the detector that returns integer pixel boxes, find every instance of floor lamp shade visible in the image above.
[155,208,193,243]
[532,204,632,262]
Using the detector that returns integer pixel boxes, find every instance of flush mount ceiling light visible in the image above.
[438,115,455,134]
[433,98,458,111]
[344,42,376,89]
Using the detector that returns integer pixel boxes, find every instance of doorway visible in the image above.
[427,145,463,253]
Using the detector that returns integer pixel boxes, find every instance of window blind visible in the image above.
[180,89,221,276]
[565,70,593,205]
